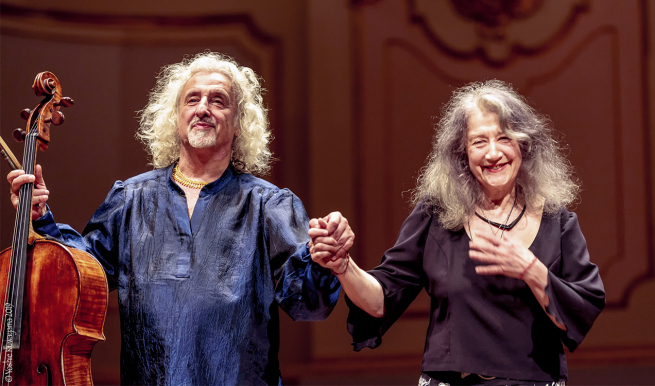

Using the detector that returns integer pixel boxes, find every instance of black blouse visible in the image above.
[347,204,605,382]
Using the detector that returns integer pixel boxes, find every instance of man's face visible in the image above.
[177,72,239,151]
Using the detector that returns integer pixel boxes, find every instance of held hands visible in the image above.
[308,212,354,274]
[468,231,538,281]
[7,164,49,220]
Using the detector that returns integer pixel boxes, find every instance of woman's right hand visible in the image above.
[309,212,355,278]
[308,212,354,268]
[308,213,385,317]
[7,164,49,220]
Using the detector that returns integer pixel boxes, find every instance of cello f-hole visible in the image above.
[37,363,52,385]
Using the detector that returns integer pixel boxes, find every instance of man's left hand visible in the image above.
[308,212,354,271]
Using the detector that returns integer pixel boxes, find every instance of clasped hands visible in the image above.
[308,212,354,274]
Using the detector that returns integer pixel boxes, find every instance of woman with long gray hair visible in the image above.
[309,80,605,385]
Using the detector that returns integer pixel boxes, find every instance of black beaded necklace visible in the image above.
[475,193,526,231]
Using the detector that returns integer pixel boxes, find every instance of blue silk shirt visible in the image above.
[34,164,341,385]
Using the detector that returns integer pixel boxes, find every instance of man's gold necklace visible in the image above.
[172,163,211,189]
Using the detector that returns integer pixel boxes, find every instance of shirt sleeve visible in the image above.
[268,189,341,321]
[346,203,432,351]
[32,181,125,290]
[543,209,605,351]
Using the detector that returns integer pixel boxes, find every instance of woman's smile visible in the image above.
[483,163,509,172]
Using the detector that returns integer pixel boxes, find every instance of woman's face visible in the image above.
[466,109,522,199]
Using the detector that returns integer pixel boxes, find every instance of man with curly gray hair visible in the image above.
[137,51,273,176]
[8,52,341,385]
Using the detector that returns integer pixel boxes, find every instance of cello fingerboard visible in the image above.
[2,131,39,352]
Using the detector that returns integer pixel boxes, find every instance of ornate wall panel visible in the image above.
[523,26,651,309]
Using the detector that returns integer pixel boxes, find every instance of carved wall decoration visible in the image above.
[450,0,545,28]
[410,0,590,66]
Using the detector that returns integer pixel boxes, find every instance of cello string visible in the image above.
[3,126,37,362]
[1,133,34,378]
[4,134,31,320]
[0,135,33,383]
[11,132,36,305]
[1,103,40,383]
[7,135,34,316]
[2,102,46,383]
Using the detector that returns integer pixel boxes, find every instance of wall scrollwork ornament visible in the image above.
[410,0,589,66]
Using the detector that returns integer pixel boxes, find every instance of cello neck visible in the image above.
[3,131,40,350]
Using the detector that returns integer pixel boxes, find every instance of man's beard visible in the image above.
[187,118,217,148]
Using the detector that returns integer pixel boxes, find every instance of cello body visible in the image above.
[0,241,108,385]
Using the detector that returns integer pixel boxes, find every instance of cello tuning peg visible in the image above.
[44,111,65,125]
[55,97,74,108]
[20,109,31,121]
[13,129,26,143]
[51,111,65,125]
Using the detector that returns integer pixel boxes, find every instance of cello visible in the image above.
[0,72,108,385]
